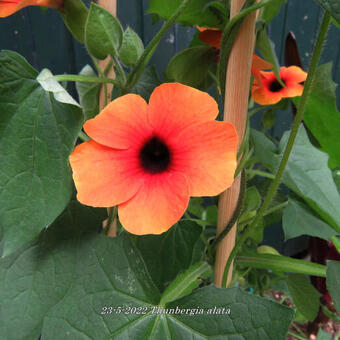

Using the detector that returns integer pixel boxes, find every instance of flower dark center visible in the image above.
[139,136,171,174]
[269,78,285,92]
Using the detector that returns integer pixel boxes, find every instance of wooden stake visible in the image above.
[98,0,117,108]
[214,0,258,287]
[98,0,117,237]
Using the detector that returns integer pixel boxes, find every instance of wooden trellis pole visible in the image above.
[98,0,117,108]
[98,0,117,237]
[214,0,258,287]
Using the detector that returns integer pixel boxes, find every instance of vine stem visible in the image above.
[246,169,275,179]
[221,10,332,287]
[124,0,193,92]
[54,74,121,87]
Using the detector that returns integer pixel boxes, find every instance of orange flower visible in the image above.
[251,66,307,105]
[197,26,222,49]
[70,83,238,235]
[251,54,273,83]
[0,0,63,17]
[197,27,272,75]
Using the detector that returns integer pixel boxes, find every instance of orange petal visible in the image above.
[281,82,304,99]
[118,172,189,235]
[172,121,238,196]
[252,54,273,71]
[84,94,152,149]
[69,140,142,207]
[280,66,307,84]
[148,83,219,139]
[198,29,222,49]
[251,83,283,105]
[0,0,62,17]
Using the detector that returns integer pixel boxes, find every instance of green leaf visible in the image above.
[256,29,281,84]
[262,109,275,130]
[135,220,202,292]
[286,274,321,321]
[187,197,204,218]
[334,170,340,193]
[166,46,215,88]
[0,51,83,257]
[164,286,293,339]
[251,125,340,234]
[331,235,340,253]
[0,200,294,339]
[45,286,293,339]
[326,260,340,313]
[130,66,161,100]
[283,199,338,241]
[119,27,144,67]
[160,261,212,305]
[243,186,261,214]
[202,205,218,225]
[314,0,340,24]
[85,3,123,59]
[58,0,88,42]
[148,0,222,27]
[295,63,340,169]
[250,129,278,169]
[316,328,333,340]
[75,65,100,120]
[0,200,158,339]
[261,0,286,25]
[37,69,80,107]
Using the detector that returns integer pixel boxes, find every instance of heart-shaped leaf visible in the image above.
[148,0,222,27]
[85,3,123,59]
[0,51,83,257]
[76,65,101,120]
[283,199,338,241]
[251,126,340,233]
[294,63,340,169]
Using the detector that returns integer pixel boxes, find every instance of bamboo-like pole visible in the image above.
[98,0,117,108]
[98,0,117,237]
[214,0,258,287]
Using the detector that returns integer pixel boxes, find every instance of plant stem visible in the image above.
[235,254,326,277]
[125,0,193,91]
[238,201,288,227]
[287,331,309,340]
[237,118,250,160]
[263,201,288,216]
[55,74,121,87]
[246,169,275,179]
[218,0,270,99]
[221,11,331,288]
[78,131,90,142]
[111,55,126,84]
[292,323,308,339]
[234,147,253,178]
[103,206,117,235]
[248,105,269,117]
